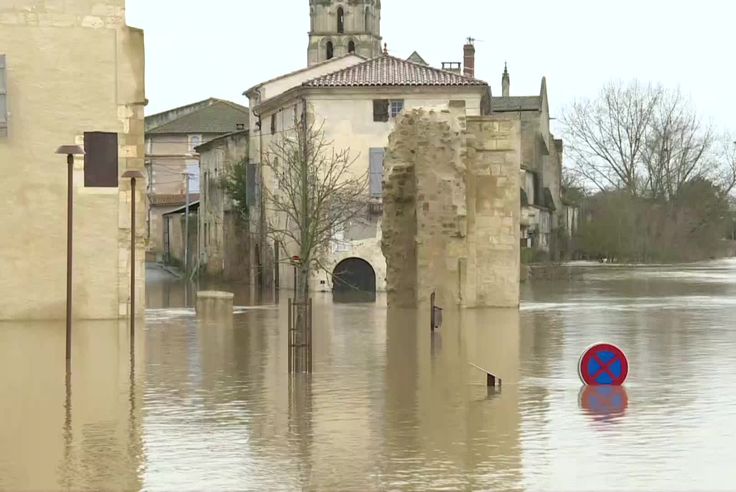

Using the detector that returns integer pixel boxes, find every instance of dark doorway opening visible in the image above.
[332,258,376,303]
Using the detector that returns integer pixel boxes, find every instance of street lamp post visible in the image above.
[122,170,145,346]
[55,145,85,363]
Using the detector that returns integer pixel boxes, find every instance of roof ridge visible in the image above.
[302,55,488,88]
[145,98,216,123]
[390,54,480,80]
[213,98,250,114]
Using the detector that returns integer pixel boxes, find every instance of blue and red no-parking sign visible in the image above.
[578,343,629,386]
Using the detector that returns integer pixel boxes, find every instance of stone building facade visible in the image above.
[492,69,564,257]
[308,0,382,66]
[144,98,249,260]
[245,53,490,295]
[0,0,146,320]
[382,108,521,308]
[195,130,252,280]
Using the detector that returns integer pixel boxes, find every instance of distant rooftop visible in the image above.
[406,51,429,66]
[146,98,249,135]
[491,96,543,112]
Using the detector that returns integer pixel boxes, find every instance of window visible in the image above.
[373,99,389,122]
[185,161,200,193]
[236,123,245,131]
[364,8,370,31]
[188,134,202,153]
[369,148,385,198]
[84,132,118,187]
[348,40,356,53]
[270,114,276,134]
[246,162,257,206]
[337,7,345,33]
[326,41,334,60]
[390,100,404,118]
[0,55,7,137]
[525,171,535,205]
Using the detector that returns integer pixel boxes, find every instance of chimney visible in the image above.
[502,62,510,97]
[463,38,475,78]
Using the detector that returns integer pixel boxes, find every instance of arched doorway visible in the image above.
[332,258,376,303]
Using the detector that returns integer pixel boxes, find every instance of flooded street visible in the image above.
[2,260,736,490]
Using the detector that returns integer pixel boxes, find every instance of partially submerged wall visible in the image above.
[0,0,146,320]
[382,108,520,308]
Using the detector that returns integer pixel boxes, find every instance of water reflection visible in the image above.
[578,385,629,421]
[2,260,736,489]
[0,321,143,490]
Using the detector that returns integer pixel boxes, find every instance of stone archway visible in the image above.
[332,257,376,303]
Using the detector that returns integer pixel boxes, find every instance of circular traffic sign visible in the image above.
[578,343,629,386]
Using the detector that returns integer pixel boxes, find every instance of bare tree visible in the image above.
[714,133,736,196]
[263,110,367,371]
[563,81,732,203]
[641,89,713,200]
[563,81,661,194]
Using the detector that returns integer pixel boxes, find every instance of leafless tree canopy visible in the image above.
[263,117,368,292]
[563,81,732,199]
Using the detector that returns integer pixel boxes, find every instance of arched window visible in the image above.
[364,8,370,32]
[326,41,334,60]
[337,7,345,33]
[348,40,356,53]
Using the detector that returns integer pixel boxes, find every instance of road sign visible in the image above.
[578,343,629,386]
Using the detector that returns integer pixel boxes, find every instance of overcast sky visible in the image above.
[127,0,734,134]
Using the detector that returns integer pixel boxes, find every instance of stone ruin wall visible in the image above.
[381,108,521,309]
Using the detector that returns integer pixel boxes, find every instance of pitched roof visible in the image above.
[150,194,201,207]
[162,200,201,216]
[147,99,250,135]
[407,51,428,66]
[243,54,366,97]
[491,96,543,112]
[303,55,488,88]
[145,98,216,131]
[194,130,249,153]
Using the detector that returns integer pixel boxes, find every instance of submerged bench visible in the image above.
[196,291,234,318]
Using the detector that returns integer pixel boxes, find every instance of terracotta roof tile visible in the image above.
[303,55,488,88]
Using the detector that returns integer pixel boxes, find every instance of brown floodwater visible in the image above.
[2,260,736,490]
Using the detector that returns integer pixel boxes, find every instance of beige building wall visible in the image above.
[198,131,250,280]
[0,0,146,320]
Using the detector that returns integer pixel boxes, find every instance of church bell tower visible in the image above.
[308,0,382,66]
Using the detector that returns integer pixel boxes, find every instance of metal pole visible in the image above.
[308,297,313,373]
[130,177,137,345]
[288,297,293,374]
[66,154,73,362]
[184,173,190,276]
[274,239,280,301]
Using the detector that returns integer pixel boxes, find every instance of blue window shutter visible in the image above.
[369,148,385,198]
